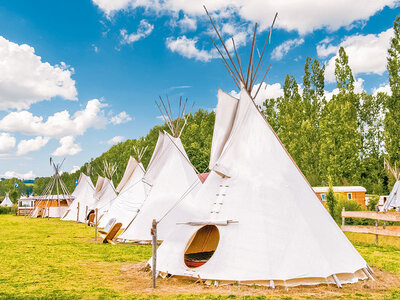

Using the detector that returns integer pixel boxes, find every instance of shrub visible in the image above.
[0,205,17,215]
[326,183,337,219]
[334,195,362,224]
[367,195,380,211]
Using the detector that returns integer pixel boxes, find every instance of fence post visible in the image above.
[77,202,80,223]
[342,207,345,226]
[85,206,88,229]
[375,206,379,245]
[95,208,98,241]
[152,219,157,289]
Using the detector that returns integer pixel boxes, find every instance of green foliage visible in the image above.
[326,183,337,219]
[334,196,362,224]
[367,195,380,211]
[0,206,15,214]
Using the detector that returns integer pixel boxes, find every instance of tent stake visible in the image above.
[362,268,375,281]
[152,219,157,288]
[270,280,275,289]
[332,274,342,288]
[95,208,98,241]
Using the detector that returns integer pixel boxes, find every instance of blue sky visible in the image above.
[0,0,398,179]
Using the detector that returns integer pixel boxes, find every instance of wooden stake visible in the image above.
[77,202,80,223]
[375,206,379,245]
[85,206,88,228]
[332,274,342,288]
[95,208,98,241]
[152,219,157,289]
[342,207,345,226]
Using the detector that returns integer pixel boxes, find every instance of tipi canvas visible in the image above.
[61,173,96,222]
[98,157,147,228]
[0,193,13,207]
[154,88,370,287]
[383,160,400,211]
[93,176,117,218]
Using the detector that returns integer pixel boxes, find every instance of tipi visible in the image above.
[93,162,118,219]
[153,12,371,287]
[0,193,13,207]
[31,158,74,218]
[98,148,148,228]
[61,169,96,222]
[118,98,201,242]
[383,160,400,211]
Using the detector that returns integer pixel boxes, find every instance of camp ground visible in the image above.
[1,1,400,299]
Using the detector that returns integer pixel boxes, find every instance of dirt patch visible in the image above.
[115,261,399,298]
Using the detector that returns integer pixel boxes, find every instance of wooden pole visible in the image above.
[85,206,88,229]
[77,202,80,223]
[375,206,379,245]
[95,208,98,241]
[151,219,157,289]
[342,207,345,226]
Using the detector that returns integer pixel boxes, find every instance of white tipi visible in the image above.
[154,13,371,287]
[98,153,147,229]
[61,172,96,222]
[383,160,400,211]
[0,193,13,207]
[93,173,117,218]
[118,99,201,242]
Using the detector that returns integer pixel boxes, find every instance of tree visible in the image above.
[385,16,400,172]
[326,181,337,219]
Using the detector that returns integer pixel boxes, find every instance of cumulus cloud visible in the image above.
[230,82,284,105]
[0,99,107,138]
[0,133,16,153]
[373,83,392,96]
[324,77,365,101]
[16,136,50,156]
[107,136,125,145]
[120,20,154,44]
[110,111,132,125]
[92,0,398,35]
[70,166,80,173]
[166,36,216,62]
[323,28,394,82]
[52,136,82,157]
[0,170,36,180]
[271,38,304,60]
[0,36,77,111]
[178,15,197,32]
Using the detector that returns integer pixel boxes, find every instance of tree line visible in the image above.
[32,16,400,197]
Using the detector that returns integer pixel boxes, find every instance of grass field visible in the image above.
[1,215,400,299]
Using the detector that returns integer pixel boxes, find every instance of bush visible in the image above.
[0,205,17,215]
[334,195,362,224]
[367,195,380,211]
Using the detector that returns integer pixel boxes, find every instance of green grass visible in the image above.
[1,215,400,299]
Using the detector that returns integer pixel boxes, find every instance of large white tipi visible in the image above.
[61,172,96,222]
[153,13,371,287]
[0,193,13,207]
[93,174,117,219]
[118,99,201,242]
[98,154,147,229]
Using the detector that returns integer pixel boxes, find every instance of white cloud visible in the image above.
[316,43,338,58]
[178,15,197,32]
[107,136,125,145]
[230,82,284,105]
[373,83,392,96]
[93,0,398,35]
[271,38,304,60]
[0,170,36,180]
[323,28,394,82]
[52,136,82,157]
[324,77,365,100]
[70,166,80,173]
[0,99,107,138]
[120,20,154,44]
[92,44,99,52]
[16,136,50,156]
[0,133,16,153]
[110,111,132,125]
[166,36,216,62]
[0,36,77,111]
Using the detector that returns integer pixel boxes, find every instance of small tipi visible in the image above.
[118,98,201,242]
[99,148,148,228]
[31,158,74,218]
[61,167,96,222]
[154,12,371,287]
[383,160,400,211]
[0,193,13,207]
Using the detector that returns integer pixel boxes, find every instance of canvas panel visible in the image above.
[383,181,400,210]
[116,157,139,194]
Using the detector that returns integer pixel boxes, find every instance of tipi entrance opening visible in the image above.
[184,225,220,268]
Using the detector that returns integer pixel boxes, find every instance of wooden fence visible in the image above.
[341,208,400,244]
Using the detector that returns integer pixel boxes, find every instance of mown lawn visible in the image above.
[1,215,400,299]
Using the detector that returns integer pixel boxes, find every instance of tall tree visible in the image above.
[385,16,400,169]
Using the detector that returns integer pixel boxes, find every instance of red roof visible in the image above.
[197,172,210,183]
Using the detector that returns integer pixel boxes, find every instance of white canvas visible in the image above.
[383,181,400,210]
[154,88,368,286]
[116,156,139,194]
[93,177,117,217]
[118,132,201,242]
[0,193,13,207]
